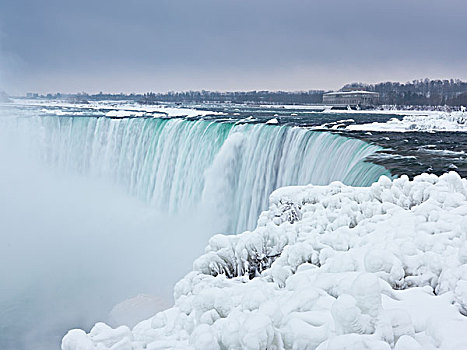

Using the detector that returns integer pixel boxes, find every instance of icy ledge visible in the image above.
[63,172,467,350]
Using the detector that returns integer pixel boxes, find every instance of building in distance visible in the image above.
[323,90,379,108]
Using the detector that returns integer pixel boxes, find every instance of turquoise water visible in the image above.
[19,116,390,233]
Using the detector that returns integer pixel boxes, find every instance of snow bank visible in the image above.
[62,172,467,350]
[347,111,467,132]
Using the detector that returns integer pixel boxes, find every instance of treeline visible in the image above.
[342,79,467,106]
[21,78,467,106]
[27,90,324,105]
[139,90,324,104]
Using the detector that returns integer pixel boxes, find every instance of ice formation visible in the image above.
[63,172,467,350]
[346,111,467,132]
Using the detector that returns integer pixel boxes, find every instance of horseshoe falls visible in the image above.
[19,116,390,233]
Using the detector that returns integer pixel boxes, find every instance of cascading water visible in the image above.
[17,116,391,233]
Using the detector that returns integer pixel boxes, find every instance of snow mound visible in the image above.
[347,111,467,132]
[63,172,467,350]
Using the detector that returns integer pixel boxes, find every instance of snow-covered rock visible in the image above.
[266,118,279,125]
[62,172,467,350]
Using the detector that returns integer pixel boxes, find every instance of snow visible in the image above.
[62,172,467,350]
[105,110,146,118]
[346,111,467,132]
[266,118,279,124]
[10,99,223,119]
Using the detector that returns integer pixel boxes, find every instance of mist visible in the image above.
[0,110,210,350]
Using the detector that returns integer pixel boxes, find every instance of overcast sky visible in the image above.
[0,0,466,94]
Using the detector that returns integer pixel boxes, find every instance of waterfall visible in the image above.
[18,116,391,233]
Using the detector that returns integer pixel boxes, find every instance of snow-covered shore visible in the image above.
[7,99,223,119]
[63,172,467,350]
[7,99,467,133]
[346,111,467,132]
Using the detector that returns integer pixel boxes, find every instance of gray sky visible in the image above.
[0,0,466,94]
